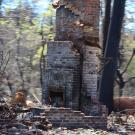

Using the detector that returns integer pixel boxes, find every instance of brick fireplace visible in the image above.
[42,0,107,116]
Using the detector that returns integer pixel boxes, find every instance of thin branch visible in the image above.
[16,57,25,90]
[125,77,135,83]
[0,51,3,70]
[0,51,11,79]
[1,51,11,72]
[5,73,13,93]
[98,57,112,73]
[121,48,135,75]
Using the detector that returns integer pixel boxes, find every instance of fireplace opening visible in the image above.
[49,86,64,107]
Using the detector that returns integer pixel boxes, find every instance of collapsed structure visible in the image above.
[42,0,107,116]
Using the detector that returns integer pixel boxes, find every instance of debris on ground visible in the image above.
[1,96,135,134]
[108,111,135,135]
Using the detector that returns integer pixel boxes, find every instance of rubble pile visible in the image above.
[0,105,52,135]
[0,97,135,135]
[108,111,135,134]
[48,127,118,135]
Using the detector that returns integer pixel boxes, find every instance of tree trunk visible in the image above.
[102,0,112,54]
[0,0,2,17]
[0,0,4,46]
[39,22,46,93]
[16,16,25,90]
[99,0,126,114]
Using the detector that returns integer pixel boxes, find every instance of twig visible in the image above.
[121,48,135,75]
[98,57,112,73]
[1,51,11,78]
[116,109,135,114]
[125,77,135,83]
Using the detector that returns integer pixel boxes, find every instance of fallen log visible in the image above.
[114,96,135,115]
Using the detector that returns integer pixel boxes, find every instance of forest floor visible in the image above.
[0,104,135,135]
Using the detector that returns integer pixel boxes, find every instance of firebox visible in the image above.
[42,41,81,110]
[48,86,64,107]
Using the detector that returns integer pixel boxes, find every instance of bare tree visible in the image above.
[102,0,112,54]
[99,0,126,114]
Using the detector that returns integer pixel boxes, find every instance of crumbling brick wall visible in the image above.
[55,0,100,41]
[42,107,107,129]
[42,41,81,110]
[42,0,107,116]
[54,0,101,115]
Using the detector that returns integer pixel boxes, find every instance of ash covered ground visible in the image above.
[0,103,135,135]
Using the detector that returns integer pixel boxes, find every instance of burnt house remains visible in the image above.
[42,0,107,116]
